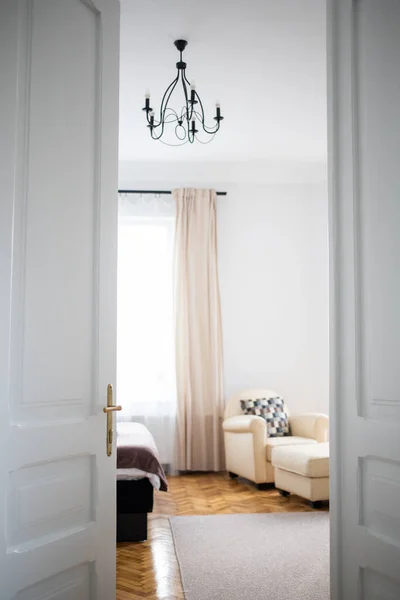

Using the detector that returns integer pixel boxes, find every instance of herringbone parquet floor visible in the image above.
[116,473,328,599]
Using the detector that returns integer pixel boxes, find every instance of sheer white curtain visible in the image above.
[117,193,177,473]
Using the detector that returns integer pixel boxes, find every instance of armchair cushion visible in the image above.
[240,396,290,437]
[265,436,317,461]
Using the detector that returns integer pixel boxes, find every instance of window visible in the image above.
[117,195,177,470]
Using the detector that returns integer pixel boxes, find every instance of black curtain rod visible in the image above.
[118,189,227,196]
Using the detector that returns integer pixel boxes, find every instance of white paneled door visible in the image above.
[328,0,400,598]
[0,1,119,599]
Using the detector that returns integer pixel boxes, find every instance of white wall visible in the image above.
[218,182,329,415]
[119,161,329,415]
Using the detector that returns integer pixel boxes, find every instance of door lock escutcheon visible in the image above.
[103,384,121,456]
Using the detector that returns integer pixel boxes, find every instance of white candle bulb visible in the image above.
[191,80,196,90]
[216,101,220,108]
[145,90,150,99]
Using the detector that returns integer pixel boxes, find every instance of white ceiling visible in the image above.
[119,0,327,163]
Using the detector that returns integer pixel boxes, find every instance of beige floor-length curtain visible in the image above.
[173,188,224,471]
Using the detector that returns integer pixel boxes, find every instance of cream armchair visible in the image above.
[222,389,329,488]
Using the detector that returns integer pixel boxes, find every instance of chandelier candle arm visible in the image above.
[156,73,179,126]
[142,39,223,145]
[182,69,221,133]
[180,71,191,121]
[145,71,181,141]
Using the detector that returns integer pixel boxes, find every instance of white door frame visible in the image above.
[327,1,341,596]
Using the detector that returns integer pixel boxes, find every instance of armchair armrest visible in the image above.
[222,415,267,435]
[222,415,268,484]
[289,413,329,442]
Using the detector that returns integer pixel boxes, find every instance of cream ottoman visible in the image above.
[272,442,329,508]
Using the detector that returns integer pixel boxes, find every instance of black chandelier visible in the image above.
[142,40,223,145]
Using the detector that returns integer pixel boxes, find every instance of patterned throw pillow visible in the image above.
[240,397,290,437]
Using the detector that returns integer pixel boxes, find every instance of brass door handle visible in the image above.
[104,384,121,457]
[103,405,122,413]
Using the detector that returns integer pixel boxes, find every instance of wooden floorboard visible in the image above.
[116,472,328,599]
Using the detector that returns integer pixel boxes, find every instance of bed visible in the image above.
[116,422,168,542]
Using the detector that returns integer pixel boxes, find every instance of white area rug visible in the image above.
[170,512,329,600]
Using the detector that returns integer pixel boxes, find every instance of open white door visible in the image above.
[0,1,119,598]
[328,0,400,598]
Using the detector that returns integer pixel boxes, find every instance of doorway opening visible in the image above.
[116,0,330,598]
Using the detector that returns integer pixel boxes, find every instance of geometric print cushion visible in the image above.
[240,396,290,437]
